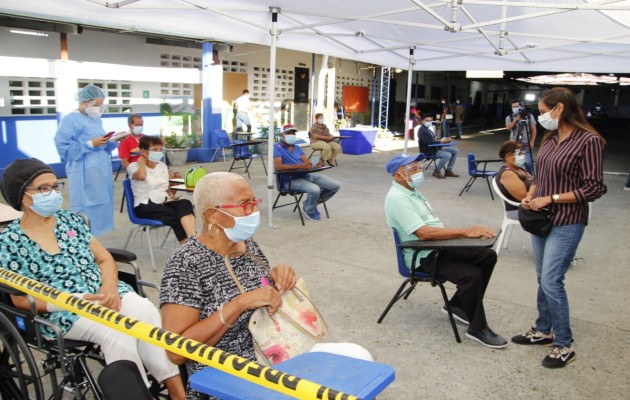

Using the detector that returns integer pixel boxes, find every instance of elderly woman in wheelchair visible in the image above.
[0,158,185,399]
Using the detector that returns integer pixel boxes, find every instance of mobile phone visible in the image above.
[103,131,115,139]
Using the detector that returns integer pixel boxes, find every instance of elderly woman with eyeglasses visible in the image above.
[54,84,120,237]
[160,172,297,399]
[496,141,533,216]
[0,158,185,399]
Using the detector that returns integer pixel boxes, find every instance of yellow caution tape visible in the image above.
[0,269,360,400]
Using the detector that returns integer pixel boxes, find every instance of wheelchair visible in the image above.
[0,248,161,400]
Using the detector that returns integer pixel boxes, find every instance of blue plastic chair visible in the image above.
[271,172,329,226]
[458,153,501,200]
[229,141,267,179]
[122,179,172,272]
[377,228,461,343]
[211,129,234,162]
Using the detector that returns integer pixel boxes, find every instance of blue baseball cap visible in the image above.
[386,153,426,175]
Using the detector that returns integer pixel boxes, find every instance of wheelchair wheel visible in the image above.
[0,312,44,400]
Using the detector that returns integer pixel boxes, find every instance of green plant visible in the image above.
[258,121,281,142]
[163,133,186,149]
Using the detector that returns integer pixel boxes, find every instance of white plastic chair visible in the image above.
[491,176,522,255]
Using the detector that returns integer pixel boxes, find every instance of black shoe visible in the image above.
[441,305,469,325]
[466,327,508,349]
[511,327,553,345]
[542,344,576,368]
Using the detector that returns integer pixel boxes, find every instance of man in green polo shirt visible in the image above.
[384,153,507,349]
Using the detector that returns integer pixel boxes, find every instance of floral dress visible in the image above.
[0,209,132,339]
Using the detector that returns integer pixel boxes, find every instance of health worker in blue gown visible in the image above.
[55,84,118,236]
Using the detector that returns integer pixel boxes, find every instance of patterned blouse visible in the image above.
[0,209,133,339]
[160,237,270,400]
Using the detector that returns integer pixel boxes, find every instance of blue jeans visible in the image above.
[441,120,451,138]
[531,224,585,347]
[456,122,463,137]
[236,112,251,132]
[436,147,459,172]
[290,174,341,214]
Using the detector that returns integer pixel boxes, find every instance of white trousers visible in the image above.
[64,292,179,386]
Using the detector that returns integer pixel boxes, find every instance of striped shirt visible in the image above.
[533,129,607,226]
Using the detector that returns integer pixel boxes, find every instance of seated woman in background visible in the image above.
[160,172,371,399]
[0,158,185,399]
[496,141,533,215]
[128,135,195,244]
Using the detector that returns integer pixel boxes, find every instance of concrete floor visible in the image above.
[9,123,630,399]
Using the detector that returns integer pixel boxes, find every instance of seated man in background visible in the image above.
[384,153,507,349]
[118,113,144,170]
[417,114,459,179]
[128,136,195,244]
[0,158,185,399]
[274,124,341,221]
[309,113,342,167]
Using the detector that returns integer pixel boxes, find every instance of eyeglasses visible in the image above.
[26,182,65,196]
[215,198,262,216]
[404,163,422,174]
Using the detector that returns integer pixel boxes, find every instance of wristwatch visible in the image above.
[551,194,560,203]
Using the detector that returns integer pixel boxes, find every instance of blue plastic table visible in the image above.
[189,352,395,400]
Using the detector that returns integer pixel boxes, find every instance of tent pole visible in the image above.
[403,47,415,155]
[267,8,279,228]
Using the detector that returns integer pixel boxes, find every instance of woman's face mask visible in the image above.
[514,154,526,168]
[85,105,104,119]
[25,190,63,217]
[214,210,261,242]
[317,118,324,124]
[538,105,559,130]
[148,151,163,163]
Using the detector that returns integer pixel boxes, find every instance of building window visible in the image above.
[8,78,56,115]
[79,80,132,114]
[160,53,202,69]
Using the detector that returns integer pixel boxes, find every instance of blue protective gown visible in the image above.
[55,111,118,237]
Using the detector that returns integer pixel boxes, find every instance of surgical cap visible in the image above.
[75,84,107,102]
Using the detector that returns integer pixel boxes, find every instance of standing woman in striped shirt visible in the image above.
[511,87,607,368]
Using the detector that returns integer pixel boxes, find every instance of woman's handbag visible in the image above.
[224,252,329,366]
[518,205,553,237]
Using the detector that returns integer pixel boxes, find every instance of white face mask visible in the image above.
[317,118,324,124]
[514,154,526,168]
[538,106,559,130]
[85,105,104,119]
[132,126,143,135]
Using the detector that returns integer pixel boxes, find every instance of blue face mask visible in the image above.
[424,121,433,128]
[284,135,296,145]
[408,172,426,188]
[148,151,163,162]
[514,154,526,168]
[216,211,261,242]
[512,107,521,114]
[25,191,63,217]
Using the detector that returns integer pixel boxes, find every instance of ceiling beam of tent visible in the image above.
[462,0,630,11]
[459,6,502,54]
[180,0,271,31]
[281,13,361,53]
[403,47,415,156]
[410,0,452,27]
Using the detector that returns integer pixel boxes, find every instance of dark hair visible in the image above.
[539,87,605,144]
[498,141,522,160]
[138,135,163,150]
[421,113,433,120]
[511,100,523,106]
[315,113,324,119]
[127,113,143,126]
[242,89,249,95]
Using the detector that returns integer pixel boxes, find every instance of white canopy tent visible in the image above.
[2,0,629,225]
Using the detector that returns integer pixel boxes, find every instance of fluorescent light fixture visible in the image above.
[9,29,49,37]
[525,93,536,102]
[466,70,504,79]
